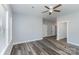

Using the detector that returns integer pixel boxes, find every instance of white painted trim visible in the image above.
[6,11,9,45]
[57,21,59,40]
[13,38,43,45]
[68,41,79,46]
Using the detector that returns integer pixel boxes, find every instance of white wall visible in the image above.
[57,11,79,46]
[13,14,43,44]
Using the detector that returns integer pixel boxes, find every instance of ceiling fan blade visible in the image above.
[54,10,61,12]
[44,6,50,9]
[42,10,49,13]
[53,4,62,9]
[49,12,51,15]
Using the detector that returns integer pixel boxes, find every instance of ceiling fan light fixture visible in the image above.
[49,6,52,9]
[49,9,53,13]
[42,4,62,15]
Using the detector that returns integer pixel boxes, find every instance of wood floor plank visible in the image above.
[45,38,76,54]
[28,42,37,55]
[45,38,71,54]
[32,41,49,55]
[37,41,60,55]
[39,39,68,55]
[11,36,79,55]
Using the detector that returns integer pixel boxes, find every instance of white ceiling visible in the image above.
[10,4,55,14]
[10,4,79,21]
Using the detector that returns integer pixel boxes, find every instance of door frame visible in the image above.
[57,20,69,42]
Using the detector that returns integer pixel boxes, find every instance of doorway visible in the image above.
[43,19,57,38]
[57,21,68,42]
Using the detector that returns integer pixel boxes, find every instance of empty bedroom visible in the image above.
[0,4,79,55]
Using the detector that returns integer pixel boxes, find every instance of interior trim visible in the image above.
[68,41,79,46]
[13,38,43,45]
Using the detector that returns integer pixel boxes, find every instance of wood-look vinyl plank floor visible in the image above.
[11,36,79,55]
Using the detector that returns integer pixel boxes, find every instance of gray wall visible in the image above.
[57,11,79,46]
[13,14,43,44]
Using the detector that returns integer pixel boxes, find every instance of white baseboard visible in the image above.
[13,38,43,45]
[68,41,79,46]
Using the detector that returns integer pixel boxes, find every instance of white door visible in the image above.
[52,25,56,36]
[57,22,67,40]
[43,24,47,37]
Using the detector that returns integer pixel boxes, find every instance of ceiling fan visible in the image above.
[42,4,62,15]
